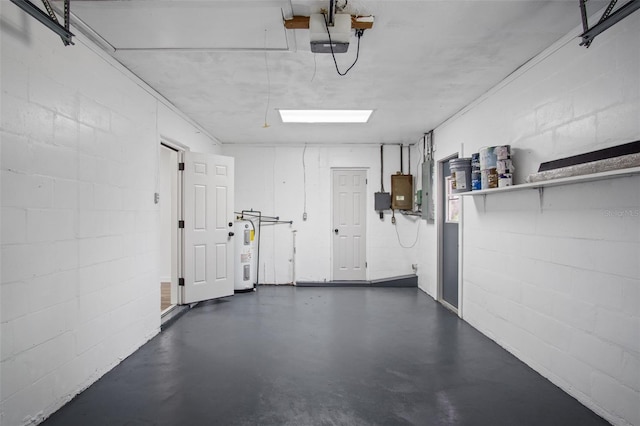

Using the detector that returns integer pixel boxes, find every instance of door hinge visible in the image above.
[178,162,185,171]
[178,278,185,286]
[365,262,368,268]
[366,178,368,184]
[178,220,185,228]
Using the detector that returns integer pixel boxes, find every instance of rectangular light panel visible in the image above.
[278,109,373,123]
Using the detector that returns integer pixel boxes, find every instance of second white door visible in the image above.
[332,169,367,281]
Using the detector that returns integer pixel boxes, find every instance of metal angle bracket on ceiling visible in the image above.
[10,0,74,46]
[579,0,639,47]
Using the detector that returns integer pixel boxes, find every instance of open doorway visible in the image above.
[159,143,179,314]
[159,144,236,314]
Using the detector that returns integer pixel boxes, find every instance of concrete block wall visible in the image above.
[0,4,219,425]
[407,142,438,297]
[223,144,428,284]
[433,13,639,426]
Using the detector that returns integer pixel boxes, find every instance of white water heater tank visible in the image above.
[234,220,256,291]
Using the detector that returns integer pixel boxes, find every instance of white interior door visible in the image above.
[332,169,367,281]
[181,152,235,304]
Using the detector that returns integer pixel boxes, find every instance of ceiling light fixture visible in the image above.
[278,109,373,123]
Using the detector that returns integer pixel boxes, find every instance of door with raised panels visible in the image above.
[332,169,367,281]
[181,152,235,304]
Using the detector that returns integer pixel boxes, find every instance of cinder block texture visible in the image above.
[1,3,220,425]
[436,12,640,426]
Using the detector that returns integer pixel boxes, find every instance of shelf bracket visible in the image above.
[482,194,487,213]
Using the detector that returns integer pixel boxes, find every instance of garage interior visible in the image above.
[1,1,638,425]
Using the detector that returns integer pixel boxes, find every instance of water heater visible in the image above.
[234,220,256,291]
[391,173,413,210]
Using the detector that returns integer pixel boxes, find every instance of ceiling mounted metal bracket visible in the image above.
[10,0,74,46]
[40,0,59,25]
[579,0,639,47]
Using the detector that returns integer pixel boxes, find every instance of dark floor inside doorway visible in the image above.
[42,287,607,426]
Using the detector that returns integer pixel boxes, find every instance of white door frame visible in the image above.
[330,167,369,281]
[437,153,464,318]
[159,141,183,312]
[159,138,190,293]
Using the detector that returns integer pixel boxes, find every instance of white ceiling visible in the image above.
[63,0,606,145]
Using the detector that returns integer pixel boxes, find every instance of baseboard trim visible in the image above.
[161,305,190,330]
[296,274,417,288]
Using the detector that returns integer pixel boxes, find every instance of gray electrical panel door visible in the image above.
[441,160,459,309]
[422,161,434,222]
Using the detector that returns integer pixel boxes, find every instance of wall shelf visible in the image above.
[459,166,640,196]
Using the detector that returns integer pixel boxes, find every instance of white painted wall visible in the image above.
[0,4,220,425]
[2,2,636,426]
[431,14,640,426]
[408,142,439,297]
[158,103,219,155]
[223,144,428,284]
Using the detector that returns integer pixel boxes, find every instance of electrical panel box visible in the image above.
[421,161,434,222]
[374,192,391,211]
[391,174,413,210]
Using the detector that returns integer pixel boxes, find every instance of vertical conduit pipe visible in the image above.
[423,134,427,161]
[380,145,384,192]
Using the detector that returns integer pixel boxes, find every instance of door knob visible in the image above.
[228,232,235,237]
[334,229,339,234]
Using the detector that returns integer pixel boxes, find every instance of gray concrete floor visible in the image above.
[42,287,608,426]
